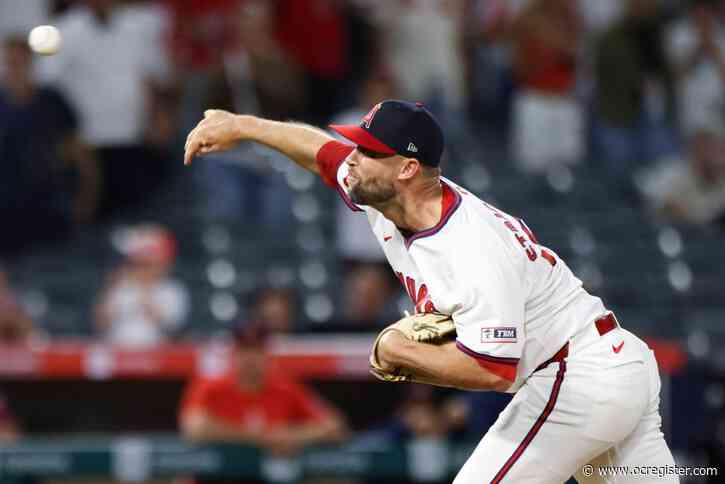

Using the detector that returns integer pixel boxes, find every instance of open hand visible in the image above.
[183,109,244,166]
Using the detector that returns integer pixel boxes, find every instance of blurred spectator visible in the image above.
[510,0,585,174]
[179,320,348,483]
[667,0,725,136]
[230,0,304,121]
[366,0,466,119]
[464,0,517,124]
[338,263,400,329]
[366,385,450,484]
[274,0,371,125]
[392,385,447,440]
[637,127,725,226]
[330,69,396,264]
[0,269,37,345]
[38,0,176,218]
[164,0,241,74]
[440,391,512,442]
[0,0,50,78]
[0,35,99,254]
[94,225,189,348]
[0,393,19,443]
[593,0,678,180]
[0,393,38,484]
[0,1,49,36]
[247,287,297,334]
[579,0,625,34]
[163,0,254,132]
[188,1,297,230]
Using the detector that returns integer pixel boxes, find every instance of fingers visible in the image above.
[183,110,226,165]
[183,141,197,166]
[204,109,223,118]
[184,132,205,166]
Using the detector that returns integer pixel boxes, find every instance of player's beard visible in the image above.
[350,176,396,205]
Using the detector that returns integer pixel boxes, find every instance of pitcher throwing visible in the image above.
[184,100,677,483]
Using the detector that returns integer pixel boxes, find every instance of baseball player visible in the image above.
[184,100,677,483]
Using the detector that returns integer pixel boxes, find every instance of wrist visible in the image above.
[233,114,256,140]
[378,330,407,368]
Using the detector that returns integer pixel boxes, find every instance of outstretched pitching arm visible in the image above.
[183,109,335,174]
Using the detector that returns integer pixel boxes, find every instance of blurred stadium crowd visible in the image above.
[1,0,725,482]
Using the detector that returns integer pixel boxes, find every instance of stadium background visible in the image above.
[0,0,723,482]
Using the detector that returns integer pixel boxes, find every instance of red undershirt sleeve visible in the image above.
[316,140,354,188]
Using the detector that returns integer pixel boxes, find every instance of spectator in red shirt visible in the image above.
[179,320,348,459]
[509,0,585,174]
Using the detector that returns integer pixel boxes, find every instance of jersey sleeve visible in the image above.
[316,140,364,212]
[451,237,525,382]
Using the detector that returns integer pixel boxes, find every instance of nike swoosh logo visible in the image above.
[612,341,624,353]
[384,236,392,242]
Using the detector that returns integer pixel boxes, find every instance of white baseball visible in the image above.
[28,25,62,55]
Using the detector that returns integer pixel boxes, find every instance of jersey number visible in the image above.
[483,201,557,267]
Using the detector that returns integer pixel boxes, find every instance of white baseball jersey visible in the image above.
[317,140,606,392]
[317,141,678,482]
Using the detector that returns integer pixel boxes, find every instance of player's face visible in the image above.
[347,147,399,205]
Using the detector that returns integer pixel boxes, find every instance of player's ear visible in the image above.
[398,158,421,181]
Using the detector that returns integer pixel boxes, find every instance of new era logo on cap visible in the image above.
[329,100,445,167]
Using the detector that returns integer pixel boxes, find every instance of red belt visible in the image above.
[534,313,618,373]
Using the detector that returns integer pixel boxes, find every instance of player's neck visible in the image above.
[379,179,443,234]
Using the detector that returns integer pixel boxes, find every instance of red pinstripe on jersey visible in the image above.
[491,361,567,482]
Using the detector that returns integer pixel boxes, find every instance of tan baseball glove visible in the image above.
[369,312,456,382]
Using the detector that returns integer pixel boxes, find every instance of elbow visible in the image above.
[180,413,209,443]
[487,375,514,392]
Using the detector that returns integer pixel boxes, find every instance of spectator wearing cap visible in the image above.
[93,225,189,348]
[179,321,348,483]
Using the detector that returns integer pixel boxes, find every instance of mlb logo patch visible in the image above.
[481,327,517,343]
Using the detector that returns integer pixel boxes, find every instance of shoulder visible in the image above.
[187,375,235,394]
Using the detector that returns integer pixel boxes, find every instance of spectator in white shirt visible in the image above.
[94,225,189,348]
[667,0,725,136]
[38,0,176,218]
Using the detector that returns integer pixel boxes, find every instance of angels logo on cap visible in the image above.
[361,103,382,129]
[329,99,445,167]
